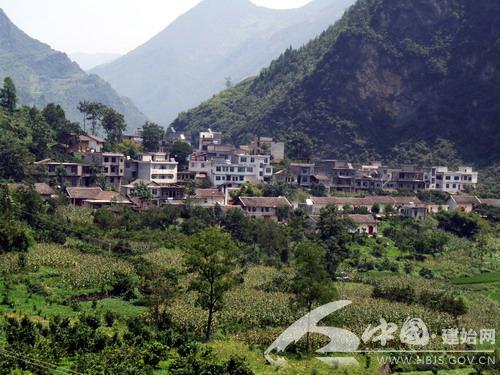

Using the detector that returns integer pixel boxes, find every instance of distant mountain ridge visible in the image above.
[172,0,500,166]
[69,52,122,71]
[0,9,147,128]
[91,0,355,124]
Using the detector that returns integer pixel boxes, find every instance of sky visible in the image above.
[0,0,313,55]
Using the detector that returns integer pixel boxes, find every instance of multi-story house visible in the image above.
[67,134,104,153]
[386,165,426,191]
[35,160,90,187]
[83,152,125,188]
[426,166,478,193]
[211,154,273,187]
[125,153,178,184]
[242,136,285,162]
[198,130,222,151]
[121,179,184,206]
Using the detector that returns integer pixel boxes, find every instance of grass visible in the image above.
[451,271,500,285]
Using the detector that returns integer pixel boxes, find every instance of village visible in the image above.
[9,129,497,237]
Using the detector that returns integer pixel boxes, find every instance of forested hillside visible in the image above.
[172,0,500,166]
[0,9,147,128]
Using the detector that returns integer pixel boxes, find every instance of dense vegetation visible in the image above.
[0,182,499,373]
[0,9,146,127]
[172,0,500,167]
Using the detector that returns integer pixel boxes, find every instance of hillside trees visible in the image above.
[0,77,17,113]
[142,122,165,152]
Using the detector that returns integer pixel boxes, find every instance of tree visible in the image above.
[26,107,54,160]
[230,182,262,199]
[286,131,313,161]
[184,228,242,340]
[113,140,143,159]
[0,77,17,113]
[142,122,164,152]
[291,241,338,351]
[43,103,81,146]
[0,131,34,181]
[0,220,34,253]
[317,206,355,278]
[170,141,192,169]
[77,101,104,135]
[371,203,381,214]
[101,107,126,144]
[131,181,153,208]
[310,182,326,197]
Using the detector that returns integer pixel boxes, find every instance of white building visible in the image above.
[211,154,273,187]
[426,166,478,193]
[125,153,178,184]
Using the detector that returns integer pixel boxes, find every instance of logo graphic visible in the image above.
[264,300,495,369]
[264,300,359,367]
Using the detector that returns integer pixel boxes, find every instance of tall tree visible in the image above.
[0,77,17,113]
[169,141,193,169]
[77,101,104,135]
[26,107,54,160]
[291,240,338,351]
[101,107,126,144]
[185,228,241,340]
[142,122,164,152]
[43,103,81,146]
[317,206,355,278]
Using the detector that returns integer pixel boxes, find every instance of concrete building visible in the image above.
[427,166,478,193]
[448,195,481,212]
[83,152,125,188]
[211,154,272,187]
[125,153,178,184]
[238,196,292,221]
[348,214,378,236]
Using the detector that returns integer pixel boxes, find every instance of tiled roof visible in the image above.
[194,189,224,198]
[452,195,481,205]
[348,214,378,225]
[239,196,291,208]
[311,196,421,206]
[79,134,104,143]
[66,187,102,200]
[34,183,56,196]
[480,198,500,208]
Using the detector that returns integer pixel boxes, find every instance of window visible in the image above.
[229,167,234,172]
[71,166,77,174]
[454,176,459,181]
[111,157,116,163]
[216,166,221,172]
[250,157,255,163]
[216,176,221,181]
[446,184,449,188]
[238,167,245,173]
[239,176,244,181]
[445,176,451,180]
[247,167,253,172]
[240,157,247,162]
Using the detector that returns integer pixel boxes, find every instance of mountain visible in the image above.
[90,0,355,124]
[69,52,122,71]
[172,0,500,166]
[0,9,147,128]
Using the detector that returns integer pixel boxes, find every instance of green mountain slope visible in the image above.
[0,9,147,128]
[91,0,355,124]
[172,0,500,166]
